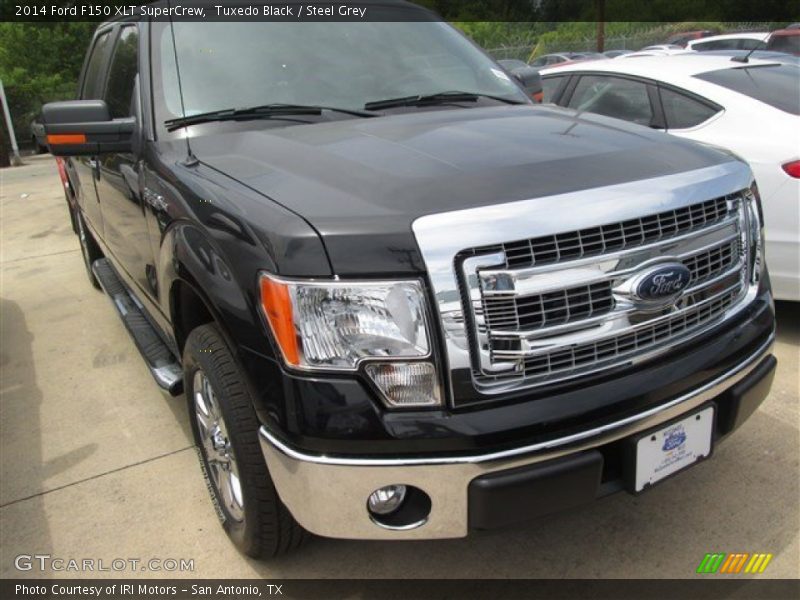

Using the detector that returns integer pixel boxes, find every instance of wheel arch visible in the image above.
[160,221,274,359]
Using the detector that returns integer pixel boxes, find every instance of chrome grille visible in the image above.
[463,190,755,397]
[684,239,739,285]
[482,238,739,336]
[518,286,739,380]
[411,161,760,404]
[483,282,614,333]
[498,196,731,269]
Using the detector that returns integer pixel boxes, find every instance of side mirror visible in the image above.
[42,100,134,156]
[512,67,544,103]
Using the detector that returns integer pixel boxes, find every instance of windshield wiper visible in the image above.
[364,91,525,111]
[165,103,376,131]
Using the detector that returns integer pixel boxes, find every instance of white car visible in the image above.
[640,44,684,51]
[541,55,800,300]
[618,45,687,58]
[686,32,770,52]
[618,50,686,58]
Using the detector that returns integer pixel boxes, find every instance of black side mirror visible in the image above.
[42,100,134,156]
[512,67,544,102]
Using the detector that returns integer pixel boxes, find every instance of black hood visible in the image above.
[189,105,733,275]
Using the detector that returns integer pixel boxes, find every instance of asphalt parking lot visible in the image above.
[1,154,798,579]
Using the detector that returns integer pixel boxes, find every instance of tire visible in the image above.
[183,323,308,558]
[75,210,102,289]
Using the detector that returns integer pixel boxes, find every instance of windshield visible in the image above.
[156,21,526,126]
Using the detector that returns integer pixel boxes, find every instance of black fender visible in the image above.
[149,154,333,427]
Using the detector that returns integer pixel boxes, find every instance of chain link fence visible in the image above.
[486,22,777,63]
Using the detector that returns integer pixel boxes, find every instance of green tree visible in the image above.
[0,23,96,148]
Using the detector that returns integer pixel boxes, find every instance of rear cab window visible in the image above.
[694,64,800,115]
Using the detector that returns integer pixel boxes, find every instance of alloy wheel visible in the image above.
[193,369,245,522]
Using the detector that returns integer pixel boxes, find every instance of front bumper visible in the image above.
[258,335,775,540]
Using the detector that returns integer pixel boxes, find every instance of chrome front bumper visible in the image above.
[258,335,774,540]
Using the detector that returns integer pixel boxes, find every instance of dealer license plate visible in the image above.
[634,406,714,492]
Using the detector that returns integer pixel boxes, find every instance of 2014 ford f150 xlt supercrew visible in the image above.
[43,2,777,558]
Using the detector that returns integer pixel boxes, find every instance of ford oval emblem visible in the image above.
[662,425,687,452]
[634,263,691,303]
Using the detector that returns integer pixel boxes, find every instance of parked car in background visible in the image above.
[497,60,544,102]
[666,30,716,47]
[497,58,528,71]
[618,48,687,58]
[575,52,606,60]
[686,32,769,52]
[767,28,800,55]
[641,44,683,51]
[529,52,587,68]
[603,49,633,58]
[541,55,800,300]
[695,49,800,65]
[30,119,47,154]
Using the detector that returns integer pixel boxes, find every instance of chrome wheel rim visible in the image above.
[193,370,245,522]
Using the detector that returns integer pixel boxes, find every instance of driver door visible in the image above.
[93,24,156,300]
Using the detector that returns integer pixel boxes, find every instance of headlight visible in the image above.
[259,274,440,407]
[259,274,430,367]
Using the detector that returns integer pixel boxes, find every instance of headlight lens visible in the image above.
[259,274,430,369]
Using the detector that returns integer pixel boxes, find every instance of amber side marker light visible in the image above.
[47,134,86,145]
[259,276,300,365]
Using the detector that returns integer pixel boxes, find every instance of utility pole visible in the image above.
[596,0,605,52]
[0,79,23,166]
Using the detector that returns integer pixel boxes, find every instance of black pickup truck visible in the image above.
[43,2,776,558]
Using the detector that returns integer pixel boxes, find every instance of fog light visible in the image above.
[365,362,440,408]
[367,485,407,516]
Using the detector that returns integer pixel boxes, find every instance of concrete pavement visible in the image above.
[1,155,798,579]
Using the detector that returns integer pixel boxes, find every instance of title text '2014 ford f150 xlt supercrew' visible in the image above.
[43,2,776,558]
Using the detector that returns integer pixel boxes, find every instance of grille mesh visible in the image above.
[481,238,739,336]
[483,282,614,333]
[500,196,732,269]
[684,239,738,285]
[517,289,739,381]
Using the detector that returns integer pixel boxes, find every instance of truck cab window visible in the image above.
[105,26,139,118]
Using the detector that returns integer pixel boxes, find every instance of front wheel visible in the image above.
[183,323,308,558]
